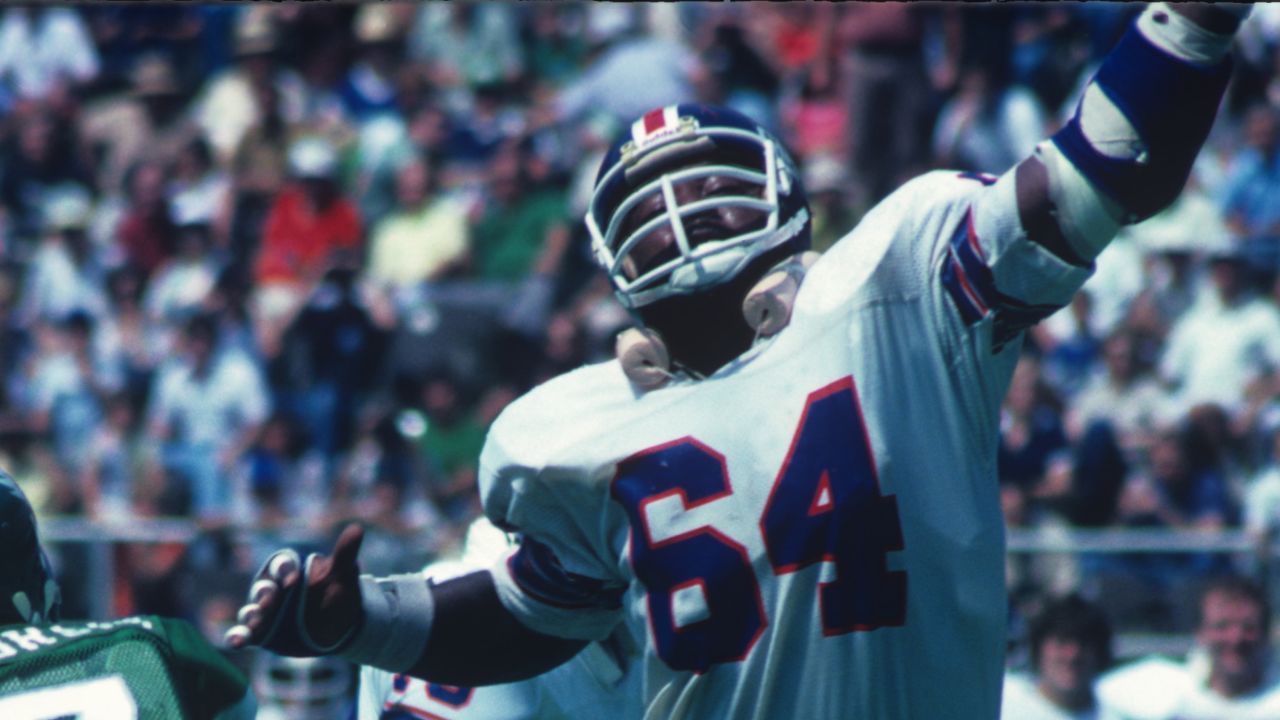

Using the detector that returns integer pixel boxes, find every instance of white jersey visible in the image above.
[357,522,640,720]
[480,169,1093,719]
[1000,672,1118,720]
[357,641,635,720]
[1096,653,1280,720]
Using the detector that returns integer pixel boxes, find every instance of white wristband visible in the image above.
[340,574,435,672]
[1138,3,1241,65]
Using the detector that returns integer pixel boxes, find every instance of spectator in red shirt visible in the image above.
[253,136,362,351]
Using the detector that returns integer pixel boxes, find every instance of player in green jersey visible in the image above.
[0,472,256,719]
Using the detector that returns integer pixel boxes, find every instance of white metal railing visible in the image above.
[36,519,1274,642]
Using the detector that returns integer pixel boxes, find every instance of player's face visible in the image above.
[1036,636,1100,703]
[616,169,767,281]
[1199,591,1267,691]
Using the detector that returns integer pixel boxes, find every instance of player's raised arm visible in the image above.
[225,523,589,686]
[1011,3,1248,269]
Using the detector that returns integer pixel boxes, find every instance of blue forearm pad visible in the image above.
[1052,24,1232,223]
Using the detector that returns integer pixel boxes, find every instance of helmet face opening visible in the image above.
[587,105,810,310]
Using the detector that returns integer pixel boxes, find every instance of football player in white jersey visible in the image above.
[356,518,638,720]
[227,4,1252,718]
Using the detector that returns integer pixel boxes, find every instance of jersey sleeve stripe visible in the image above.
[942,213,993,324]
[508,538,626,611]
[942,210,1065,349]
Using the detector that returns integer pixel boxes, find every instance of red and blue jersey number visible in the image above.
[611,377,906,673]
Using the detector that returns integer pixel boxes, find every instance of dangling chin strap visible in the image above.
[616,251,821,390]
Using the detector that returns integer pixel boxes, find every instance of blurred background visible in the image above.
[4,2,1280,716]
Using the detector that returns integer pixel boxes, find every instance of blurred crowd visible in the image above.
[6,2,1280,645]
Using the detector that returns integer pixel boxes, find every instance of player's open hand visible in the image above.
[224,523,365,656]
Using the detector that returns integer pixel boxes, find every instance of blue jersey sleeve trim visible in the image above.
[942,211,1064,351]
[508,538,625,611]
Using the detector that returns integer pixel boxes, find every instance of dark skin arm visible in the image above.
[232,524,588,686]
[414,570,588,685]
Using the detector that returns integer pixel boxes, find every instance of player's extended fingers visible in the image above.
[224,623,251,649]
[329,523,365,575]
[267,550,300,584]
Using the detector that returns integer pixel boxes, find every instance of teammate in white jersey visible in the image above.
[227,4,1251,718]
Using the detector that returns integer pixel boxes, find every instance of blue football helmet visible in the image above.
[0,472,60,625]
[586,103,811,310]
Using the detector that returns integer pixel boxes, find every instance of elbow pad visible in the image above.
[1052,5,1234,223]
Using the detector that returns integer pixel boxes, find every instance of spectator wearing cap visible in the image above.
[191,7,306,165]
[254,136,362,350]
[79,53,200,198]
[365,152,469,300]
[338,6,404,122]
[1160,238,1280,419]
[21,189,108,326]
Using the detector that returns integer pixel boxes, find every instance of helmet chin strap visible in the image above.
[616,251,821,390]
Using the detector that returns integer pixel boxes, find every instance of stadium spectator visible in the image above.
[1067,330,1169,453]
[338,6,404,123]
[408,4,524,113]
[192,8,305,166]
[1221,104,1280,253]
[80,53,201,199]
[835,3,932,211]
[21,189,109,325]
[142,209,218,325]
[271,267,389,462]
[0,7,100,105]
[96,264,166,413]
[253,135,362,352]
[114,159,177,278]
[145,313,270,524]
[1159,241,1280,418]
[1000,355,1069,527]
[1001,594,1115,719]
[1098,574,1280,718]
[1,105,94,243]
[167,137,231,251]
[932,50,1047,176]
[27,310,121,512]
[80,390,139,521]
[365,152,470,299]
[546,5,705,126]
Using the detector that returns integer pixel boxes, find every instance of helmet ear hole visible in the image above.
[742,252,821,336]
[616,327,672,390]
